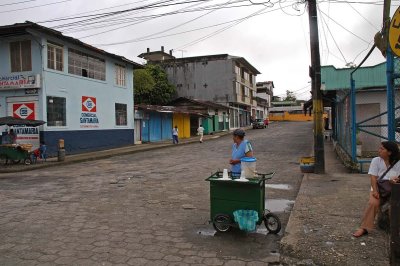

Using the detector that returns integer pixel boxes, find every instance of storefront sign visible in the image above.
[0,74,40,90]
[11,102,40,149]
[13,102,35,120]
[80,96,99,128]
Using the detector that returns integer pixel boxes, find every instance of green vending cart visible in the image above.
[205,171,281,233]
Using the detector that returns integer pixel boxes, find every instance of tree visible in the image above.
[283,90,297,102]
[134,64,176,105]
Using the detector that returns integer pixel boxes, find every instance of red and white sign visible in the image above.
[82,96,97,112]
[13,102,35,120]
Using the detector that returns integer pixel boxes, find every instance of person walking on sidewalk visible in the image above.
[172,125,179,144]
[197,124,204,143]
[353,141,400,237]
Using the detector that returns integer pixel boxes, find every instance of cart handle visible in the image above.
[205,171,275,183]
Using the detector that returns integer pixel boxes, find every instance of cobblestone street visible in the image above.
[0,122,312,265]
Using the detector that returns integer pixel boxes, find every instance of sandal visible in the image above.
[352,228,368,238]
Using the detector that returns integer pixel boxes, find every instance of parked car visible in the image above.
[253,119,266,129]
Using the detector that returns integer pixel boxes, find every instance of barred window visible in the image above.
[10,40,32,72]
[47,42,63,71]
[68,48,105,81]
[47,96,66,127]
[115,64,126,87]
[115,103,127,126]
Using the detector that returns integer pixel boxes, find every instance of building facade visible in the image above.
[0,22,141,155]
[139,50,260,129]
[256,81,274,119]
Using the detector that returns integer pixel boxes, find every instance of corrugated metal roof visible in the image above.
[0,21,143,69]
[136,104,208,117]
[321,61,387,91]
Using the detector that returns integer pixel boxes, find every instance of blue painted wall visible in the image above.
[0,28,136,155]
[41,129,134,156]
[141,111,172,142]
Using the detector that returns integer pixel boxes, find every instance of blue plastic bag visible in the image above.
[233,210,259,232]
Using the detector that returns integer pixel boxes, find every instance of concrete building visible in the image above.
[0,22,142,155]
[321,62,389,156]
[139,49,261,129]
[256,81,274,119]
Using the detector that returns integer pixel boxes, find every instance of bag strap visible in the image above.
[378,160,399,181]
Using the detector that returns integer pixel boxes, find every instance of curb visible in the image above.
[0,132,230,174]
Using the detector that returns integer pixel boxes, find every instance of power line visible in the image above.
[77,0,216,39]
[346,2,379,31]
[318,6,348,63]
[0,0,36,7]
[174,2,294,50]
[318,8,370,44]
[0,0,72,14]
[61,0,249,34]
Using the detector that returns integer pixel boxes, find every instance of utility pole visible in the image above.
[307,0,325,173]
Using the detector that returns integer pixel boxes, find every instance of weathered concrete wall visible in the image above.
[164,58,235,104]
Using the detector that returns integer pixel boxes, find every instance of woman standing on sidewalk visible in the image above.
[353,141,400,237]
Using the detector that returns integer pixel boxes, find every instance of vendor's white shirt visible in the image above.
[368,157,400,181]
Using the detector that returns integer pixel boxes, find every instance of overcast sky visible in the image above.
[0,0,396,99]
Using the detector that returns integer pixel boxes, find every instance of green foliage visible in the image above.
[134,64,176,105]
[283,90,297,102]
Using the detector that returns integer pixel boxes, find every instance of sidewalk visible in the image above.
[0,130,231,174]
[280,142,389,265]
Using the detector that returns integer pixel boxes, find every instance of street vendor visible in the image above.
[2,129,17,144]
[229,129,253,176]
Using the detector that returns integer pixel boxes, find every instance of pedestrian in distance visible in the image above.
[172,125,179,144]
[229,129,253,177]
[197,124,204,143]
[352,141,400,237]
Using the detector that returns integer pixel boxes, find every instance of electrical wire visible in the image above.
[318,6,348,64]
[0,0,36,7]
[346,2,379,31]
[0,0,72,14]
[318,8,370,44]
[174,1,295,50]
[77,0,218,39]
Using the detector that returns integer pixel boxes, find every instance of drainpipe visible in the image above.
[350,75,357,162]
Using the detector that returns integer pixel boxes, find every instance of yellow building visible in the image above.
[172,113,191,139]
[269,111,313,122]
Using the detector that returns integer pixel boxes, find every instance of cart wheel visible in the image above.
[264,213,281,234]
[213,214,232,232]
[0,155,7,165]
[24,158,32,165]
[11,159,21,164]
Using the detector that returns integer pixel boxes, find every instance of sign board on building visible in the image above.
[25,88,39,95]
[10,101,40,150]
[80,96,99,128]
[0,74,40,90]
[389,6,400,57]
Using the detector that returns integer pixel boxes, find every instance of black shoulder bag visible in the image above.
[377,160,398,198]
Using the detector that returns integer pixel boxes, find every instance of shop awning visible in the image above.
[0,116,46,126]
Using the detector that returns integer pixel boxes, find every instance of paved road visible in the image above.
[0,122,312,266]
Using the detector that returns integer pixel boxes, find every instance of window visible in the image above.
[47,42,63,71]
[249,74,253,85]
[10,40,32,72]
[235,65,240,75]
[68,48,105,81]
[115,103,127,126]
[244,72,250,81]
[115,64,126,86]
[235,82,240,94]
[47,96,66,126]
